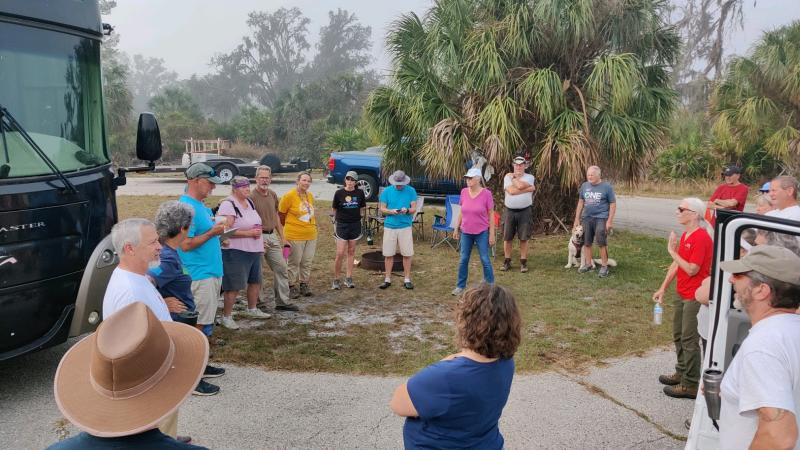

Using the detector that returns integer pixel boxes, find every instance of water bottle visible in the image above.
[653,303,663,325]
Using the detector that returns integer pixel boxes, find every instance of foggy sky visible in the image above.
[107,0,798,79]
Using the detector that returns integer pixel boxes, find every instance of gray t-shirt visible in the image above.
[579,181,616,219]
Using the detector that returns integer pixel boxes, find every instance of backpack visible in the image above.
[212,198,255,217]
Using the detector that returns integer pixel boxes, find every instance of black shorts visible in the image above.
[503,206,533,241]
[335,221,362,241]
[582,217,608,246]
[221,249,262,291]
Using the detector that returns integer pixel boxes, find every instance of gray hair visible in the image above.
[154,201,194,241]
[682,197,713,235]
[231,175,250,191]
[587,166,601,176]
[747,270,800,309]
[111,218,154,254]
[772,176,798,199]
[256,165,272,176]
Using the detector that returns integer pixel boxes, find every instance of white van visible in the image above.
[686,209,800,449]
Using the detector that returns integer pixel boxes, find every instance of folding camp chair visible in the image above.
[431,194,461,250]
[412,196,425,241]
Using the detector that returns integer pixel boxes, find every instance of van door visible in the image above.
[685,209,800,449]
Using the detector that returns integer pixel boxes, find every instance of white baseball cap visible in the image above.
[464,167,482,179]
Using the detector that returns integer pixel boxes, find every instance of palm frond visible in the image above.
[516,68,566,123]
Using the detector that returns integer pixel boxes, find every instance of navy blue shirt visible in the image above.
[46,429,208,449]
[404,356,515,450]
[149,244,195,320]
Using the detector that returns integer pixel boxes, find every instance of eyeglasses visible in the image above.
[677,207,694,213]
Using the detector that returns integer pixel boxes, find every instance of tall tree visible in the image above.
[366,0,679,222]
[308,9,373,80]
[213,8,310,107]
[181,69,250,121]
[129,55,178,112]
[147,87,203,120]
[670,0,744,110]
[709,20,800,178]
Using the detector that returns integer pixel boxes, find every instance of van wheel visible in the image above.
[216,163,237,184]
[357,174,378,201]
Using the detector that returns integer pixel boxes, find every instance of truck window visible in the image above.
[0,21,107,178]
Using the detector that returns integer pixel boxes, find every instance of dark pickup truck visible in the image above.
[326,146,463,201]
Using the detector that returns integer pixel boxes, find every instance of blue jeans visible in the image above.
[457,229,495,288]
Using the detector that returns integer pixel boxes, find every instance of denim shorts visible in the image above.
[222,249,262,291]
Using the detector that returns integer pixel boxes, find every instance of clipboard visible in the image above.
[220,227,240,240]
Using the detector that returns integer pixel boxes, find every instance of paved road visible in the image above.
[0,340,691,449]
[120,175,715,238]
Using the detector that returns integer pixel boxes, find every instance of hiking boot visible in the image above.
[404,281,414,290]
[379,281,391,289]
[663,384,697,399]
[243,308,271,319]
[520,260,528,273]
[193,379,220,396]
[275,303,299,312]
[203,365,226,378]
[331,279,342,290]
[598,265,609,278]
[500,259,511,271]
[578,265,593,274]
[344,277,355,288]
[289,285,301,299]
[299,282,312,297]
[220,316,239,330]
[658,372,681,386]
[451,287,464,296]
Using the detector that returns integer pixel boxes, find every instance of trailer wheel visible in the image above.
[216,163,237,183]
[259,153,281,173]
[357,174,378,201]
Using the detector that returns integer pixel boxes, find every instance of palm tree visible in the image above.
[710,20,800,178]
[365,0,679,223]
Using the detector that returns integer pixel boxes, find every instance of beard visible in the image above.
[733,286,753,311]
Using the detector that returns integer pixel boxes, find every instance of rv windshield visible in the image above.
[0,20,107,179]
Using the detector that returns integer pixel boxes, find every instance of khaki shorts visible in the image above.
[383,227,414,257]
[191,277,221,326]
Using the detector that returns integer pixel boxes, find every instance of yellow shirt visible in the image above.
[278,188,318,241]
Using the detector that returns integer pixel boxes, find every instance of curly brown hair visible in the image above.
[455,283,522,359]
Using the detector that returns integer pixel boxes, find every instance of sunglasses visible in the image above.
[345,177,356,181]
[677,206,694,213]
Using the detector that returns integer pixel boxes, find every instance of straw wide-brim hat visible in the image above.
[53,302,208,437]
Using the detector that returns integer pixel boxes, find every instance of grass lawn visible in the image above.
[118,195,677,376]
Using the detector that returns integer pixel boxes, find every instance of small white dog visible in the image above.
[565,225,617,269]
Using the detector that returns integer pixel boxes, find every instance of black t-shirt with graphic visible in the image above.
[332,188,367,223]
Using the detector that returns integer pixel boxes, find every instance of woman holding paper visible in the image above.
[279,172,318,299]
[218,175,269,330]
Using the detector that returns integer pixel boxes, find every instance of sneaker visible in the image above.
[578,265,593,273]
[451,287,464,296]
[598,265,609,278]
[331,279,342,290]
[243,308,271,319]
[404,281,414,290]
[289,285,301,299]
[193,379,220,396]
[658,372,681,386]
[299,282,312,297]
[344,277,355,288]
[500,259,511,271]
[379,281,391,289]
[220,316,239,330]
[177,436,192,444]
[520,261,528,273]
[203,365,226,378]
[663,384,697,399]
[275,303,300,312]
[684,419,692,430]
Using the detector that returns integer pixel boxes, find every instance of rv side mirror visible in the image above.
[136,113,162,163]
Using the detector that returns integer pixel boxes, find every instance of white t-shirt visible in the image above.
[103,267,172,321]
[503,173,536,209]
[766,205,800,221]
[719,313,800,449]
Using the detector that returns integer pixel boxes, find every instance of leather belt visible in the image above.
[262,230,274,234]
